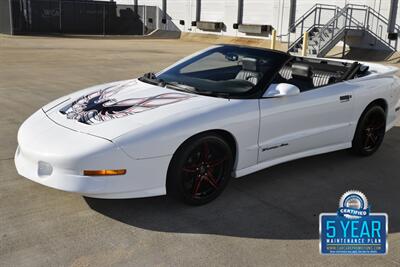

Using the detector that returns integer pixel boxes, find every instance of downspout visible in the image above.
[134,0,138,14]
[388,0,398,33]
[237,0,243,25]
[162,0,167,29]
[9,0,14,34]
[289,0,296,33]
[196,0,201,22]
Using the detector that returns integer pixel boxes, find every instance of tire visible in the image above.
[351,105,386,156]
[167,134,234,205]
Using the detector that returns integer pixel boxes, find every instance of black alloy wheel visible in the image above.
[167,134,234,205]
[352,105,386,156]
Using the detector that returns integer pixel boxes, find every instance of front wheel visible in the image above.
[351,105,386,156]
[167,134,234,205]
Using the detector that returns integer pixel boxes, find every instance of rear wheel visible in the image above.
[167,134,233,205]
[351,105,386,156]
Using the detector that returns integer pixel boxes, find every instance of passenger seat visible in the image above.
[236,58,261,85]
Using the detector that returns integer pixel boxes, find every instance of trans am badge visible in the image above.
[319,190,388,255]
[61,80,193,125]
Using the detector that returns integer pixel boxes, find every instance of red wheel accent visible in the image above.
[181,139,229,200]
[207,157,226,168]
[192,176,203,195]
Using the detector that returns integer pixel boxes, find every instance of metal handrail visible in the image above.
[289,3,338,32]
[345,3,400,31]
[288,3,400,55]
[315,6,368,54]
[287,4,338,50]
[346,4,398,49]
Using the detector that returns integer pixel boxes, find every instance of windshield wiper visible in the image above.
[164,81,197,93]
[166,82,230,98]
[195,90,231,98]
[165,82,229,98]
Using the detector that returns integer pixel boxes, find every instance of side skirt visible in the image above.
[233,142,352,178]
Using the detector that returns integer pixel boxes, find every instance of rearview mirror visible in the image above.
[225,53,238,61]
[264,83,300,97]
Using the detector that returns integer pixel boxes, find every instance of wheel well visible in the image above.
[353,98,388,140]
[181,130,237,164]
[210,130,237,163]
[366,99,388,115]
[170,130,237,167]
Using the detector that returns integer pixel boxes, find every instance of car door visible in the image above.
[258,83,354,163]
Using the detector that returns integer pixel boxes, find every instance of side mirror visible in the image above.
[264,83,300,97]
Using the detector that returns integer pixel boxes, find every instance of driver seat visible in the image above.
[236,57,261,85]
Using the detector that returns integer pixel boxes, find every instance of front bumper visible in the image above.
[14,109,171,198]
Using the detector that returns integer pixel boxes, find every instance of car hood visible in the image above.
[44,79,226,140]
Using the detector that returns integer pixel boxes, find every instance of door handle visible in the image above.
[340,95,352,102]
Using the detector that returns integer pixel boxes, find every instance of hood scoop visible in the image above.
[60,80,194,125]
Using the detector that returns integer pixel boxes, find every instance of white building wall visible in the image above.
[115,0,400,43]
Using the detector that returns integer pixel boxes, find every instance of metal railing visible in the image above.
[287,4,339,51]
[314,6,365,56]
[355,4,400,50]
[288,4,400,56]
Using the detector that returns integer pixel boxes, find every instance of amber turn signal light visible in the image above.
[83,169,127,176]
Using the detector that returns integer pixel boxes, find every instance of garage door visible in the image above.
[242,0,276,25]
[201,0,225,22]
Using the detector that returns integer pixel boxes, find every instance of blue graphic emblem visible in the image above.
[320,190,388,255]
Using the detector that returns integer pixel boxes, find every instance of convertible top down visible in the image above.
[15,45,400,205]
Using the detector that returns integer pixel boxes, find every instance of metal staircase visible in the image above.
[287,4,400,57]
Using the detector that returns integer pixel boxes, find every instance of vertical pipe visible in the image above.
[143,5,146,34]
[302,31,308,56]
[388,0,398,33]
[156,3,159,29]
[342,30,347,58]
[103,4,106,35]
[271,29,277,50]
[59,0,61,33]
[318,7,321,26]
[196,0,201,22]
[9,0,14,34]
[237,0,243,25]
[289,0,296,32]
[163,0,167,30]
[27,0,31,31]
[279,0,284,35]
[162,0,166,21]
[134,0,138,14]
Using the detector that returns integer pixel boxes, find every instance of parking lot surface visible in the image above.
[0,36,399,266]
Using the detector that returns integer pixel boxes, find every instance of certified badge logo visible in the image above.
[319,190,388,255]
[338,191,369,219]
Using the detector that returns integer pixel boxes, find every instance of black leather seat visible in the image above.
[236,57,261,85]
[287,63,314,92]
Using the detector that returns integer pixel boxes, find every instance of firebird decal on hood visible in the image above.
[61,80,194,125]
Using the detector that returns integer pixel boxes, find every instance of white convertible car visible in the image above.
[15,45,400,205]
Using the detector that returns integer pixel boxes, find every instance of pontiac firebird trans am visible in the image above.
[15,45,400,205]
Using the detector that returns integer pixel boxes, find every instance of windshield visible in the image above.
[155,45,290,96]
